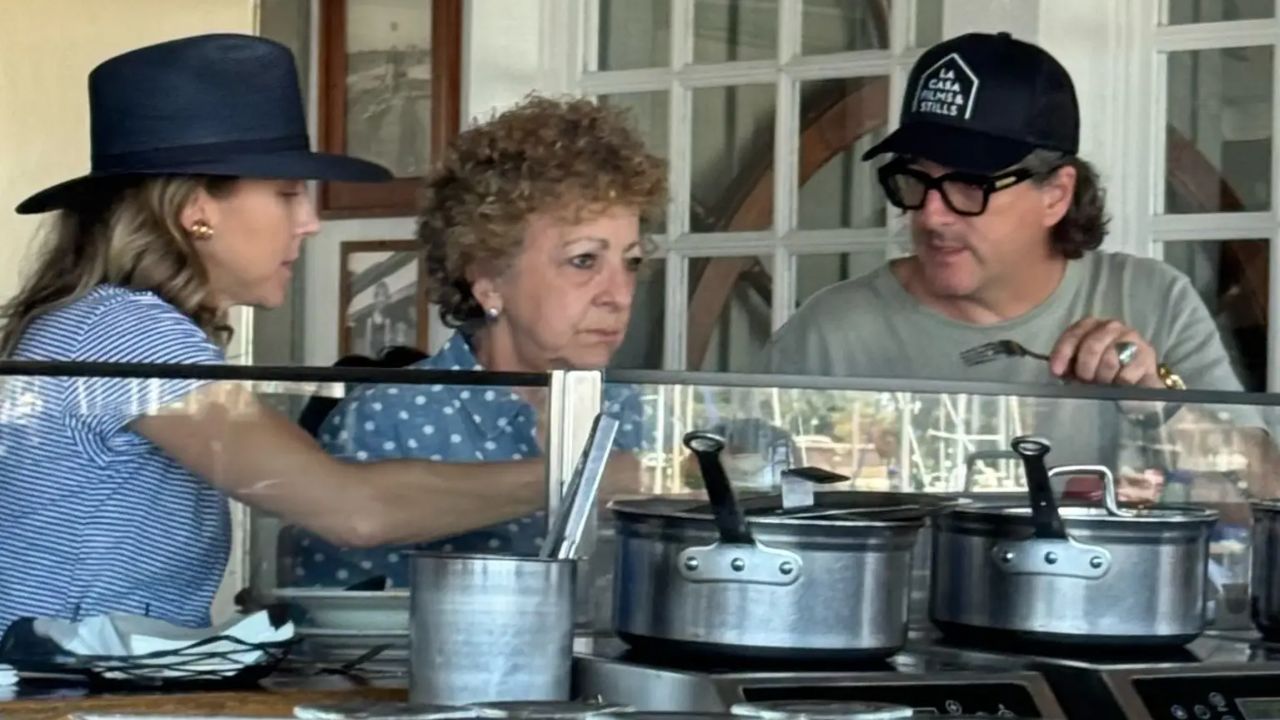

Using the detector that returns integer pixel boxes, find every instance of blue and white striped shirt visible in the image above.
[0,285,228,633]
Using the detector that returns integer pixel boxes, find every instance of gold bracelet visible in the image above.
[1157,363,1186,390]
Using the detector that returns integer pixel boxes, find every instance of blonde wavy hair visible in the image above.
[0,176,236,356]
[420,94,669,328]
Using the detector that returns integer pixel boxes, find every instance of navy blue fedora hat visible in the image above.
[17,33,392,214]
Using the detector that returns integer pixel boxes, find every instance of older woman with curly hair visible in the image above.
[282,94,668,587]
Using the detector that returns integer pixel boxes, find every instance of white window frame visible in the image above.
[572,0,932,370]
[572,0,1280,389]
[1126,2,1280,390]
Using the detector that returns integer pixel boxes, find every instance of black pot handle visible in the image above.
[683,431,755,545]
[1012,435,1069,540]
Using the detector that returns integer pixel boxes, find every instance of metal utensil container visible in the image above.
[930,440,1218,646]
[409,553,576,704]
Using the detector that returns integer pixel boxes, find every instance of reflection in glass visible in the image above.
[5,365,1261,628]
[686,255,773,372]
[597,0,671,70]
[801,0,890,54]
[691,85,776,232]
[1164,0,1273,24]
[600,92,671,235]
[345,0,433,177]
[612,258,667,370]
[797,77,889,230]
[694,0,778,63]
[1165,46,1273,213]
[794,251,886,308]
[1163,239,1269,392]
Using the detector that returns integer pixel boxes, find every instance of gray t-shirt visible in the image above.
[760,251,1254,469]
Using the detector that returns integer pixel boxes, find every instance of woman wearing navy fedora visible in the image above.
[0,34,638,633]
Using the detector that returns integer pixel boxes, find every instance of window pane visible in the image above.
[613,258,667,370]
[1165,46,1273,213]
[598,0,671,70]
[801,0,890,54]
[915,0,944,47]
[1164,0,1273,24]
[797,77,889,230]
[687,255,773,371]
[1163,240,1268,392]
[345,0,433,178]
[795,251,886,308]
[694,0,778,63]
[600,91,670,234]
[691,84,777,232]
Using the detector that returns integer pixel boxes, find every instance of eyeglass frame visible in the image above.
[876,157,1064,217]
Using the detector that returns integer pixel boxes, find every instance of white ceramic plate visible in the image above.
[271,588,410,632]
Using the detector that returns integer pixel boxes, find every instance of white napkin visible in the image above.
[0,662,16,686]
[31,610,293,679]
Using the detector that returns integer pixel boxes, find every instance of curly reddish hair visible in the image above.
[418,94,668,328]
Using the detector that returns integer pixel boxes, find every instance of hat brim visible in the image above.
[861,123,1040,174]
[15,150,394,214]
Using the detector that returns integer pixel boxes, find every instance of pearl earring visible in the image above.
[485,306,501,319]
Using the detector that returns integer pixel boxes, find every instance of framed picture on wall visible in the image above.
[338,240,430,357]
[318,0,463,218]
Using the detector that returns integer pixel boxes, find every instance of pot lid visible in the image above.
[610,491,956,526]
[472,702,631,719]
[730,701,913,720]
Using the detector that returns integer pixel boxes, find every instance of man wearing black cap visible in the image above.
[764,31,1241,395]
[761,32,1272,483]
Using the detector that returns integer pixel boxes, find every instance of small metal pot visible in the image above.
[609,432,953,661]
[409,553,576,704]
[929,436,1219,647]
[1250,499,1280,639]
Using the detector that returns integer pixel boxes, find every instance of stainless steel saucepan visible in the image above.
[929,435,1219,647]
[609,431,956,661]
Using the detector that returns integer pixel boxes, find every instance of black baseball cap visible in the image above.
[862,32,1079,174]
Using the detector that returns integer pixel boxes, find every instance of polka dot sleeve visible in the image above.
[318,384,451,462]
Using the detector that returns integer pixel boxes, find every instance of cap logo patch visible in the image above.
[912,52,979,120]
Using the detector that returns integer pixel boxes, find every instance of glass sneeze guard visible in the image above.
[0,359,1275,637]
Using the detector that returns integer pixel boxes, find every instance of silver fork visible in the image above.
[959,339,1052,367]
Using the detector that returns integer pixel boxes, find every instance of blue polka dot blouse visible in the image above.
[279,331,645,588]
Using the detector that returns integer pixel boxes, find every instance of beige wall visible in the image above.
[0,0,258,302]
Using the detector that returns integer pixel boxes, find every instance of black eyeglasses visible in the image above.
[877,160,1039,216]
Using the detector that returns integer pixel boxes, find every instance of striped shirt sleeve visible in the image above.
[59,293,226,455]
